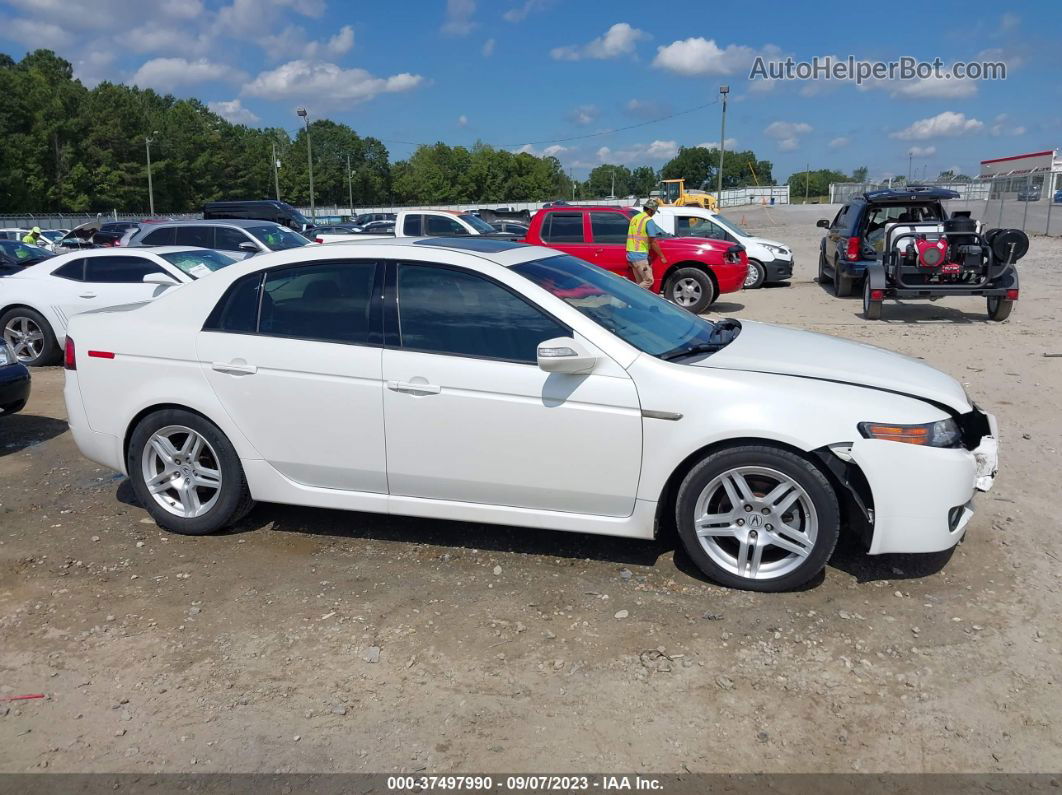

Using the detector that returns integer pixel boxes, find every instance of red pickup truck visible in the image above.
[522,205,748,314]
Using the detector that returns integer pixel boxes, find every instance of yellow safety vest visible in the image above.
[627,212,651,253]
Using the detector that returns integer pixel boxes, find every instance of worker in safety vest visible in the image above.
[21,227,44,245]
[626,199,668,290]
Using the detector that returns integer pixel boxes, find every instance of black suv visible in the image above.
[816,187,953,296]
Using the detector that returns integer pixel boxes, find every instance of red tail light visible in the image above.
[870,289,884,301]
[846,236,861,261]
[1006,288,1019,300]
[315,237,324,244]
[64,337,76,370]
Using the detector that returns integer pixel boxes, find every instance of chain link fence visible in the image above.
[829,174,1062,236]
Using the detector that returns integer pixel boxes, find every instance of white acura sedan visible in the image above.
[62,239,999,591]
[1,247,236,366]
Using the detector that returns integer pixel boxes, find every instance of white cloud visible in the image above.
[503,0,547,22]
[312,25,354,57]
[160,0,204,19]
[695,138,737,150]
[764,121,812,151]
[514,144,569,158]
[550,22,648,61]
[828,136,849,149]
[990,113,1025,137]
[907,145,936,157]
[2,17,75,48]
[442,0,476,36]
[891,76,977,99]
[242,60,423,106]
[482,38,495,56]
[890,111,983,140]
[208,98,260,125]
[597,140,677,164]
[567,105,599,125]
[457,114,469,127]
[652,37,774,76]
[130,57,243,93]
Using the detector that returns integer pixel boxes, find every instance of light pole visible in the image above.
[716,85,729,201]
[296,107,315,222]
[272,140,281,201]
[908,151,913,182]
[347,153,354,214]
[610,168,616,198]
[145,131,159,215]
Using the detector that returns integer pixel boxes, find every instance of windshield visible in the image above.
[1,242,51,261]
[160,249,236,278]
[713,214,748,236]
[512,254,723,357]
[459,214,497,234]
[39,230,63,242]
[247,225,310,250]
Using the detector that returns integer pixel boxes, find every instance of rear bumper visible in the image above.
[851,411,999,555]
[0,363,31,410]
[838,258,876,279]
[63,371,124,473]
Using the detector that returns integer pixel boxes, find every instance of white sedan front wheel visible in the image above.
[675,445,840,591]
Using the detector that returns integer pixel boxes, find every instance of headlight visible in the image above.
[858,419,962,448]
[0,345,11,366]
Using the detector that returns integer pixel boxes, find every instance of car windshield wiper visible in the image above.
[659,342,722,361]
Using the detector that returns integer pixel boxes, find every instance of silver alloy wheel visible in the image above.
[743,261,764,288]
[693,466,818,581]
[671,277,702,307]
[141,425,223,518]
[3,316,45,363]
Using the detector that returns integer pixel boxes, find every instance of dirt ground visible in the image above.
[1,205,1060,774]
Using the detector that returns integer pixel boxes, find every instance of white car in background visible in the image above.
[62,239,998,592]
[652,206,795,289]
[0,247,235,366]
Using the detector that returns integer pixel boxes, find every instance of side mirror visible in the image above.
[816,219,830,228]
[238,241,260,253]
[143,272,179,287]
[537,336,597,374]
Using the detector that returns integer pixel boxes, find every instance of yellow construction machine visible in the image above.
[658,178,718,211]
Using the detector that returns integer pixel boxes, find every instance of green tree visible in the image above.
[587,164,631,197]
[786,168,849,200]
[661,146,773,192]
[851,165,869,182]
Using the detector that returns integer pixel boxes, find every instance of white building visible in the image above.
[979,149,1062,199]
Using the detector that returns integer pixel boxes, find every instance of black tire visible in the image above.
[674,445,840,592]
[1,399,27,415]
[987,296,1013,321]
[833,262,854,297]
[663,267,716,314]
[817,249,829,283]
[127,408,255,535]
[743,259,767,290]
[863,278,883,320]
[0,307,60,367]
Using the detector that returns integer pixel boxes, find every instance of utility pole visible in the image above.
[804,162,810,203]
[610,169,616,198]
[716,85,729,200]
[570,168,575,201]
[908,151,913,182]
[272,140,281,201]
[145,131,159,215]
[296,107,315,222]
[347,154,354,214]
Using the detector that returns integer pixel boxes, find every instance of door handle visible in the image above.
[387,380,441,395]
[79,292,97,299]
[212,361,257,375]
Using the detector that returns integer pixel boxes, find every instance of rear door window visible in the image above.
[84,256,166,283]
[174,226,215,248]
[259,261,379,345]
[403,215,424,236]
[589,212,630,244]
[542,213,585,244]
[139,227,175,246]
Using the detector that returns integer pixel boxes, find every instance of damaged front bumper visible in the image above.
[848,409,999,555]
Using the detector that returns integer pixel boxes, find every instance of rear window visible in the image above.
[543,213,584,244]
[139,227,176,246]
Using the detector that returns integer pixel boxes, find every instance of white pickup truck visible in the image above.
[316,209,519,243]
[651,206,794,289]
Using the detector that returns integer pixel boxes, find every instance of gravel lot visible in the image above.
[2,205,1060,774]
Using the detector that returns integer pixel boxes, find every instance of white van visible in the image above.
[652,206,794,289]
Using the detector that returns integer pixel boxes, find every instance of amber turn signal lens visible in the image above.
[860,424,930,445]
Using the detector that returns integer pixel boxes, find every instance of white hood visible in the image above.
[694,320,971,412]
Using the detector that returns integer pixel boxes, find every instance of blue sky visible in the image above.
[1,0,1058,182]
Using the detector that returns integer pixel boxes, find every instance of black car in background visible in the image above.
[490,220,530,237]
[0,343,31,415]
[0,240,53,276]
[204,200,314,233]
[816,186,954,296]
[352,212,396,227]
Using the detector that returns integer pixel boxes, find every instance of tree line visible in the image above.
[2,49,776,214]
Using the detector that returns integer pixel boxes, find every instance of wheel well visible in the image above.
[652,437,871,544]
[122,403,215,462]
[661,261,718,293]
[0,303,48,322]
